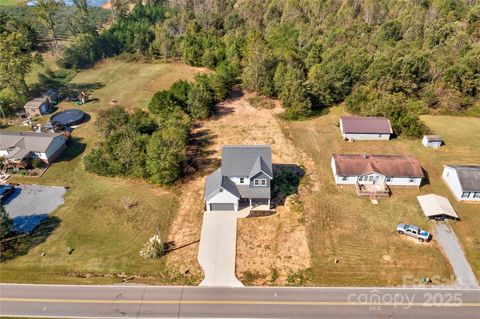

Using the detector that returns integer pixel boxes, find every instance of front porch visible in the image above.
[238,199,274,218]
[355,182,390,197]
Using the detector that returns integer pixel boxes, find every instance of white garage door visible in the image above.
[210,203,235,211]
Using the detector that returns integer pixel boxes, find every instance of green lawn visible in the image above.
[284,107,480,286]
[0,60,206,284]
[0,0,26,6]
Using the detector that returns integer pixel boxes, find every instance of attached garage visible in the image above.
[209,203,235,211]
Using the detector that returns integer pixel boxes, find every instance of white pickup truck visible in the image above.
[397,224,430,242]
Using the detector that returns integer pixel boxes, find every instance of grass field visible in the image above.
[0,59,206,284]
[0,0,25,6]
[284,106,479,286]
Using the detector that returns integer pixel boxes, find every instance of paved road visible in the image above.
[1,284,479,318]
[435,222,479,288]
[198,211,243,287]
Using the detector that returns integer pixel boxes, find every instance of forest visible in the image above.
[57,0,480,129]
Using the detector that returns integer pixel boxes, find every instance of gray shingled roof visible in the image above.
[0,131,64,153]
[221,145,272,177]
[237,185,271,199]
[204,168,241,199]
[446,165,480,192]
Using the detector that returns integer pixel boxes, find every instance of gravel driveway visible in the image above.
[435,222,479,288]
[3,184,66,233]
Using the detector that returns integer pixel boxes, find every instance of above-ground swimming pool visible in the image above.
[49,109,86,127]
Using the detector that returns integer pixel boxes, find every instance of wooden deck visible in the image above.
[355,183,390,197]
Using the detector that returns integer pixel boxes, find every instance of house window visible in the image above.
[240,178,244,184]
[368,176,373,181]
[474,192,480,199]
[254,179,267,187]
[342,176,348,181]
[386,177,392,182]
[461,192,470,198]
[358,176,364,182]
[409,177,415,183]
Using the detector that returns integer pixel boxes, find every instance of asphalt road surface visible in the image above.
[1,284,479,318]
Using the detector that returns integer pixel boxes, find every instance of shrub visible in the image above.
[31,158,43,169]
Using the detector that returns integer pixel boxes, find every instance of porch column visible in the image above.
[249,198,252,207]
[267,199,270,208]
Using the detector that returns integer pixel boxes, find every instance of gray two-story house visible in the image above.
[204,145,273,211]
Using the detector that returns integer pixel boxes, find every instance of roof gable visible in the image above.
[204,168,241,200]
[221,145,272,177]
[0,131,63,153]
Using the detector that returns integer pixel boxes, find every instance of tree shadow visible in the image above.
[162,239,199,255]
[1,187,22,206]
[64,82,105,93]
[30,75,105,100]
[272,164,305,206]
[210,88,243,120]
[184,125,219,175]
[54,137,87,163]
[0,216,61,262]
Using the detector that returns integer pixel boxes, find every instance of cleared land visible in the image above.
[285,106,457,286]
[164,94,313,285]
[0,0,25,6]
[1,60,206,284]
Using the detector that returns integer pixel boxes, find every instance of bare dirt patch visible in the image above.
[165,92,318,285]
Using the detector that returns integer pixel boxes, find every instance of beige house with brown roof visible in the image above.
[331,154,424,196]
[340,116,393,141]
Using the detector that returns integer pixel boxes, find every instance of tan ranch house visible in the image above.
[331,153,424,196]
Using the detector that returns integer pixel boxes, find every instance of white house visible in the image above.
[339,116,393,141]
[331,154,424,196]
[0,131,67,165]
[442,165,480,202]
[204,145,273,212]
[422,135,443,148]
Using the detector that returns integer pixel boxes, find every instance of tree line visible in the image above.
[84,65,237,185]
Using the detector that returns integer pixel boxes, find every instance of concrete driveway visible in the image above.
[3,184,66,233]
[198,211,243,287]
[435,222,479,288]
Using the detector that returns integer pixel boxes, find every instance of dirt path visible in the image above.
[165,93,317,285]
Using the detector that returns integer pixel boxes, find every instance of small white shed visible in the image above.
[422,135,443,148]
[417,194,459,220]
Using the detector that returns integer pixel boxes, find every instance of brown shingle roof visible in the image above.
[332,154,424,177]
[340,116,393,134]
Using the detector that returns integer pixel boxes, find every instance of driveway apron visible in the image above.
[435,222,479,288]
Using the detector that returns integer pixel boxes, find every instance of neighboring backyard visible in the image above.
[285,107,479,286]
[0,59,206,284]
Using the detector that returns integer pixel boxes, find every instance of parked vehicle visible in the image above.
[0,184,15,203]
[397,223,430,242]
